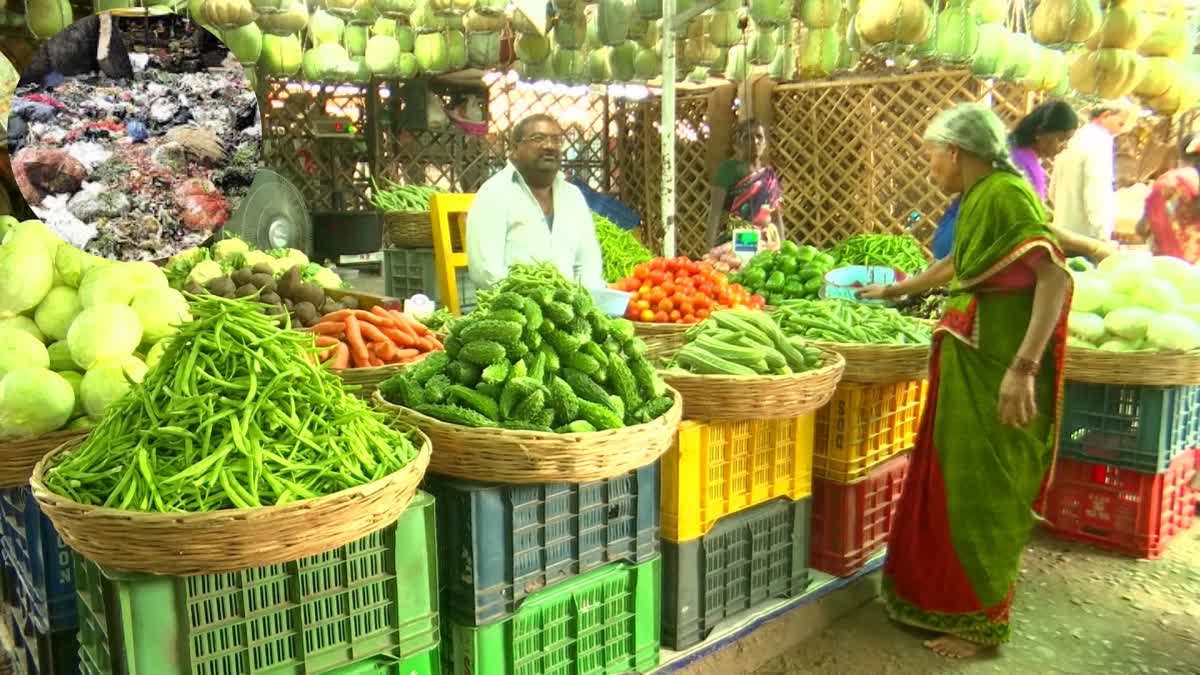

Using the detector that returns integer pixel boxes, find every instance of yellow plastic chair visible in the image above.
[430,193,475,316]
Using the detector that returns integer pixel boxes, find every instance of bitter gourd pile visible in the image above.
[379,264,673,432]
[664,308,827,376]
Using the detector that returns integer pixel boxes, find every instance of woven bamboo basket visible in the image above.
[371,386,683,483]
[660,346,846,421]
[1064,347,1200,386]
[29,431,432,576]
[333,351,435,398]
[382,211,435,249]
[811,341,931,384]
[0,429,89,488]
[633,321,690,362]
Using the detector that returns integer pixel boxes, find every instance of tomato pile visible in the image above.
[611,256,766,324]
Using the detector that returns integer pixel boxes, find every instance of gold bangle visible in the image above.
[1010,357,1040,376]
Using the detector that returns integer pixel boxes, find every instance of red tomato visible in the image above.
[678,300,694,316]
[641,309,656,321]
[650,258,667,272]
[648,287,666,304]
[669,309,682,321]
[696,307,710,319]
[661,280,676,296]
[648,270,667,286]
[635,299,650,311]
[682,313,697,323]
[658,298,674,312]
[653,310,670,323]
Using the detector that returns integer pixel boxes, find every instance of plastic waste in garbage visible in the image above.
[126,120,148,143]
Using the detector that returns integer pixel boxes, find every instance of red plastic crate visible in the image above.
[1043,449,1198,559]
[810,452,910,577]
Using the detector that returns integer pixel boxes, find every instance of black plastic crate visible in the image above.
[662,496,813,651]
[1059,382,1200,474]
[0,488,75,634]
[424,461,660,626]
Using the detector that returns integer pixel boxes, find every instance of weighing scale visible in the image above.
[731,228,761,264]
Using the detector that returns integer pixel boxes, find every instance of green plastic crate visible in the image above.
[443,558,661,675]
[324,646,439,675]
[75,492,439,675]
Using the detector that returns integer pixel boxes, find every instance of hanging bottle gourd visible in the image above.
[1031,0,1102,46]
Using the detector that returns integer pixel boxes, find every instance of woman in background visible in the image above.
[1137,133,1200,264]
[706,120,784,249]
[1010,100,1079,202]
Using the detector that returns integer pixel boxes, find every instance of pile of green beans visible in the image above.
[830,234,929,275]
[772,298,932,345]
[474,262,579,311]
[42,295,419,513]
[593,214,652,283]
[370,179,444,212]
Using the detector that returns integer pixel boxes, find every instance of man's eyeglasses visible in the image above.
[520,133,565,148]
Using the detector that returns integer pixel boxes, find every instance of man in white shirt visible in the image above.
[466,114,605,290]
[1051,101,1136,241]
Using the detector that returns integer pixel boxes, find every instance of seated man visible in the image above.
[466,113,604,290]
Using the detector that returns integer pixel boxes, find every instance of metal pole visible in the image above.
[660,0,677,258]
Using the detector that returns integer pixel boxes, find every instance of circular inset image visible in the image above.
[7,11,262,262]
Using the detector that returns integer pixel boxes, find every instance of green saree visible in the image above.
[882,170,1072,645]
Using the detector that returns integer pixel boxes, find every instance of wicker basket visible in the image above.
[633,321,690,362]
[660,346,846,421]
[1064,347,1200,386]
[29,431,432,576]
[811,341,931,384]
[371,386,683,483]
[382,211,435,249]
[0,430,89,488]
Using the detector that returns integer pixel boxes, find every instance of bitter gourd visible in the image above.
[444,334,462,359]
[378,373,424,407]
[481,362,510,384]
[607,358,643,413]
[576,399,624,430]
[422,373,453,403]
[408,351,449,384]
[445,361,482,387]
[500,376,542,419]
[628,355,664,400]
[556,420,596,433]
[544,301,575,325]
[563,368,610,407]
[489,309,527,326]
[417,403,494,428]
[522,297,544,332]
[459,340,507,366]
[459,319,523,348]
[635,395,674,423]
[500,420,554,432]
[563,351,601,376]
[491,292,526,312]
[511,389,546,421]
[545,330,583,357]
[447,384,499,421]
[548,376,579,426]
[533,408,556,428]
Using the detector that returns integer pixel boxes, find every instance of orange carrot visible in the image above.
[312,322,346,336]
[416,337,440,353]
[381,327,416,347]
[358,321,390,344]
[375,340,399,362]
[370,306,404,326]
[314,335,340,348]
[344,315,372,368]
[329,343,350,369]
[388,309,429,336]
[369,356,384,367]
[345,308,396,327]
[319,310,356,323]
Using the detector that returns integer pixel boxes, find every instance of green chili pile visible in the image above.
[593,214,653,283]
[830,234,929,275]
[772,298,932,345]
[370,179,444,212]
[42,295,420,513]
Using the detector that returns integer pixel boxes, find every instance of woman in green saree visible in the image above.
[860,104,1073,659]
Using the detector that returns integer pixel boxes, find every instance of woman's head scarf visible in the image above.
[923,103,1020,175]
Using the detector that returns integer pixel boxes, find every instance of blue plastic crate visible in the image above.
[1059,382,1200,474]
[8,588,78,675]
[0,487,75,634]
[423,461,660,626]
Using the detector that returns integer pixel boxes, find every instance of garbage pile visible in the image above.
[8,53,260,262]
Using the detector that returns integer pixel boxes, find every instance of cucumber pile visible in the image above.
[378,264,673,433]
[667,308,827,376]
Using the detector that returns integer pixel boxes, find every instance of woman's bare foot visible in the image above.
[924,635,991,659]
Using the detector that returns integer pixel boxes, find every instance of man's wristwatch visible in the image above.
[1010,357,1040,377]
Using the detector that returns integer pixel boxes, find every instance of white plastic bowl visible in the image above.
[590,287,632,317]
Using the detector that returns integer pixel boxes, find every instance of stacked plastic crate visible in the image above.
[382,249,478,312]
[424,461,663,673]
[808,381,928,576]
[1043,382,1200,558]
[0,487,78,675]
[658,414,818,651]
[72,493,442,675]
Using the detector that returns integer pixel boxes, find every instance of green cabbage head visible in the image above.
[0,367,75,440]
[0,328,49,378]
[67,304,144,370]
[0,237,55,318]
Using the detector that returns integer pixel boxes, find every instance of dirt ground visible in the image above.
[751,528,1200,675]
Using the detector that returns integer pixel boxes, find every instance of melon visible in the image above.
[1002,30,1035,80]
[1031,0,1102,46]
[414,31,450,72]
[467,30,502,67]
[856,0,930,46]
[749,0,791,29]
[637,18,659,49]
[798,26,840,78]
[222,22,263,63]
[970,23,1009,76]
[709,10,741,48]
[365,34,403,74]
[1136,56,1182,99]
[377,0,417,17]
[711,47,729,74]
[465,11,505,32]
[1085,0,1149,51]
[189,0,210,26]
[609,39,638,80]
[635,0,661,20]
[552,47,588,82]
[634,46,660,80]
[597,0,630,47]
[395,25,415,50]
[554,10,588,49]
[769,41,794,80]
[410,0,447,32]
[748,27,779,65]
[344,25,369,56]
[249,0,286,11]
[724,43,749,81]
[684,18,720,66]
[446,29,467,69]
[1148,74,1200,115]
[1139,15,1192,60]
[397,52,419,77]
[516,34,552,63]
[972,0,1009,26]
[309,9,346,45]
[589,47,612,81]
[429,0,476,15]
[687,64,709,84]
[304,42,351,80]
[202,0,253,30]
[255,0,309,36]
[933,5,980,64]
[371,17,396,36]
[796,0,841,29]
[260,33,303,75]
[1070,47,1146,99]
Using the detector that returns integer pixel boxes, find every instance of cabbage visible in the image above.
[213,238,251,262]
[1100,292,1137,315]
[1100,339,1142,352]
[1103,307,1157,342]
[1068,311,1106,343]
[34,286,82,342]
[0,328,49,378]
[187,260,225,286]
[78,264,139,307]
[1149,255,1193,289]
[0,237,55,318]
[1131,278,1183,313]
[1146,314,1200,352]
[1173,266,1200,300]
[1069,273,1110,313]
[46,341,78,372]
[311,267,344,289]
[0,316,45,342]
[145,339,171,371]
[130,288,192,342]
[80,356,147,420]
[1098,252,1153,294]
[2,220,63,255]
[67,417,95,430]
[67,304,143,370]
[55,245,106,289]
[1067,335,1095,348]
[126,261,169,292]
[243,250,275,268]
[0,368,75,440]
[57,370,85,418]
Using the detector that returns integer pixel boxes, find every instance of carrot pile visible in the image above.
[308,306,444,369]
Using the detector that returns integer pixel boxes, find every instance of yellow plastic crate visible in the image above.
[813,380,928,483]
[661,414,815,543]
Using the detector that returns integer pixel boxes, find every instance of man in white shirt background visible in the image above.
[1051,101,1136,242]
[466,113,605,290]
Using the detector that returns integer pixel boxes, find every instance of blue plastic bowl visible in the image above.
[590,288,632,317]
[822,265,908,305]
